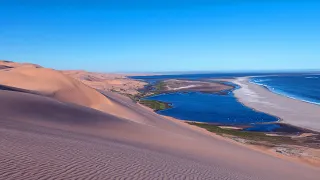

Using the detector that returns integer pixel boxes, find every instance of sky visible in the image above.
[1,0,320,72]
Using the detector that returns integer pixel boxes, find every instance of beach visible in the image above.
[232,77,320,132]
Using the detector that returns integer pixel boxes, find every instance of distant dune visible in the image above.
[0,60,42,69]
[63,70,147,95]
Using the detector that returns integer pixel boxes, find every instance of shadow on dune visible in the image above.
[0,84,42,95]
[0,89,130,127]
[0,65,12,70]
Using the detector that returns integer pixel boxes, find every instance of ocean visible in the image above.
[131,72,319,132]
[251,74,320,106]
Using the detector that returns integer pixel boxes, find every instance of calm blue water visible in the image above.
[133,72,319,132]
[251,74,320,105]
[146,92,278,126]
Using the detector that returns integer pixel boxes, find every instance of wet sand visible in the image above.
[232,77,320,132]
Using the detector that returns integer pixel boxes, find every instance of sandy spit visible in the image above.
[232,77,320,132]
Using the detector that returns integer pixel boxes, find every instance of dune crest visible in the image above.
[0,60,41,69]
[0,61,141,121]
[0,65,110,107]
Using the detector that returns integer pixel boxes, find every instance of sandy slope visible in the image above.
[1,89,319,180]
[0,61,319,179]
[0,61,142,122]
[232,77,320,132]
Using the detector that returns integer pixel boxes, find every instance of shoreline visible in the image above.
[249,78,320,106]
[231,77,320,132]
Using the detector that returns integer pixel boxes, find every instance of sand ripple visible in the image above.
[0,125,253,180]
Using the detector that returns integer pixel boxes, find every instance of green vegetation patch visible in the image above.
[154,81,167,91]
[126,94,140,102]
[187,122,298,146]
[128,81,167,102]
[139,99,172,111]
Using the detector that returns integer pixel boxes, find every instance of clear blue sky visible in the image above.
[1,0,320,72]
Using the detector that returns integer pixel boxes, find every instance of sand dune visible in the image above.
[0,61,143,122]
[0,65,112,109]
[0,61,319,179]
[1,89,319,180]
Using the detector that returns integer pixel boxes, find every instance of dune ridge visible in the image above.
[0,60,41,69]
[0,61,143,122]
[0,64,110,108]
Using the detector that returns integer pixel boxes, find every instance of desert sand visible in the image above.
[63,70,147,95]
[0,62,144,122]
[232,77,320,132]
[0,61,319,180]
